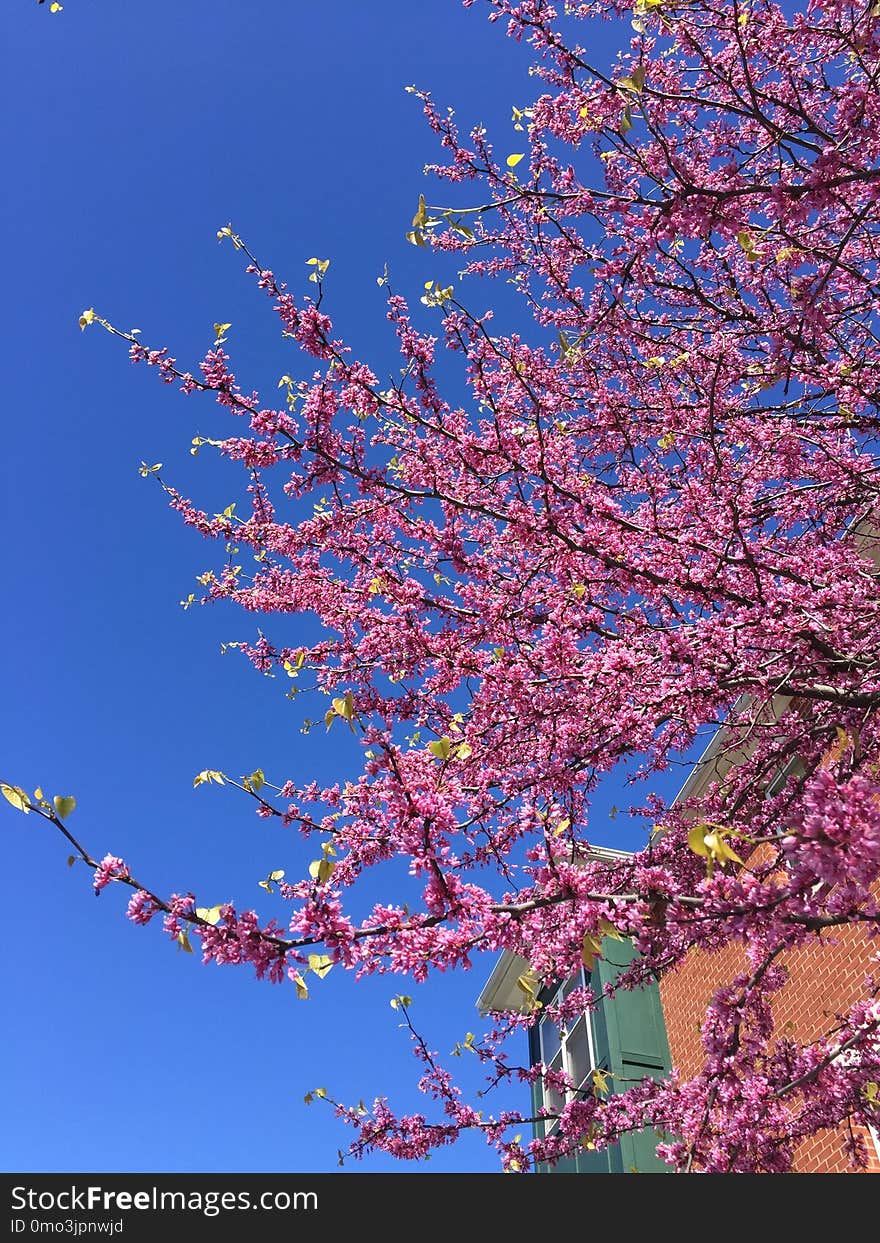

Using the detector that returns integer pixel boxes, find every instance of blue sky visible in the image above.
[0,0,690,1173]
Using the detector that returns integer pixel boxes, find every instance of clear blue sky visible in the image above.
[0,0,688,1173]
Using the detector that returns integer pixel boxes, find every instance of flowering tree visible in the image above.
[7,0,880,1172]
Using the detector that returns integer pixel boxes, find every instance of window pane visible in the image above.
[567,1016,593,1091]
[542,1049,565,1131]
[562,968,586,999]
[539,1017,563,1065]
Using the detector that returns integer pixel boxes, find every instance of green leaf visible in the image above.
[506,153,525,168]
[428,737,452,761]
[177,930,193,953]
[213,322,232,344]
[390,995,413,1010]
[196,905,222,925]
[1,784,30,814]
[53,795,76,820]
[620,106,633,134]
[308,953,334,979]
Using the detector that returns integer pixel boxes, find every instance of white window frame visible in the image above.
[537,968,598,1133]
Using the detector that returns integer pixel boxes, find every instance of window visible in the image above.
[524,938,673,1171]
[536,968,599,1133]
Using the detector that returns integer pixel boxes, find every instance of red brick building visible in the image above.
[659,719,880,1173]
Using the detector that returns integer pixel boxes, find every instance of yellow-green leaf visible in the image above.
[582,932,603,971]
[293,973,310,1000]
[79,308,96,330]
[737,230,761,261]
[687,823,711,857]
[332,693,354,721]
[619,64,646,93]
[194,769,225,788]
[213,322,232,343]
[515,972,540,1009]
[591,1068,612,1096]
[196,905,222,925]
[1,784,30,814]
[53,795,76,820]
[412,194,428,229]
[246,768,265,793]
[308,953,334,979]
[688,822,744,867]
[177,930,193,953]
[428,737,452,761]
[309,857,336,886]
[705,831,744,865]
[390,995,413,1010]
[506,153,525,168]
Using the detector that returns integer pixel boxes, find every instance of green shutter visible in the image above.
[530,940,672,1173]
[592,937,672,1173]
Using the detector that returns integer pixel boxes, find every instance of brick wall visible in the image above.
[659,919,880,1172]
